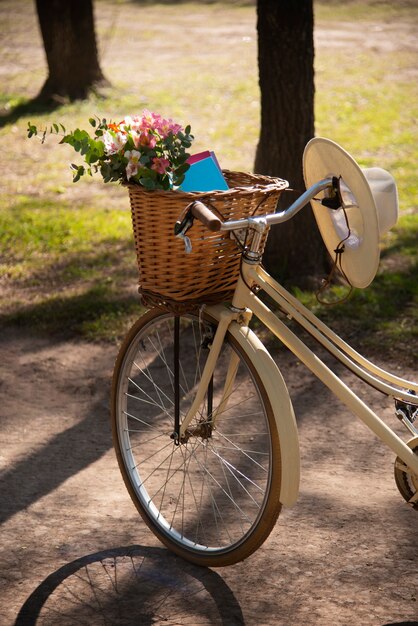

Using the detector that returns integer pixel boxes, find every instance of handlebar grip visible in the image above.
[189,201,222,232]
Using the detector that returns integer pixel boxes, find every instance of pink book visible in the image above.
[187,150,212,165]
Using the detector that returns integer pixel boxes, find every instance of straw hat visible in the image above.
[303,137,398,288]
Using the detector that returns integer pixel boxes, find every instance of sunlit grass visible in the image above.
[315,1,418,21]
[0,197,133,277]
[315,47,418,207]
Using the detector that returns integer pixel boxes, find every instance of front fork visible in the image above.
[174,305,251,442]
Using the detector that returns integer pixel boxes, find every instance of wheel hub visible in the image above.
[180,421,213,443]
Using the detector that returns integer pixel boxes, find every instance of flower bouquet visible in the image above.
[27,110,194,190]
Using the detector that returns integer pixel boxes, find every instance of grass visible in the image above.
[0,0,417,363]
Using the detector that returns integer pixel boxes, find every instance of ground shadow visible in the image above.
[1,286,142,340]
[0,382,114,526]
[382,623,418,626]
[15,545,245,625]
[0,98,62,130]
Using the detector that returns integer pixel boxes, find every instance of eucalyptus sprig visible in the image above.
[27,111,194,190]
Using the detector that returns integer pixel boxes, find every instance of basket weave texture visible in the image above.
[126,170,288,309]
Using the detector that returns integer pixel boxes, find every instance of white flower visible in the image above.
[101,130,126,155]
[125,149,141,180]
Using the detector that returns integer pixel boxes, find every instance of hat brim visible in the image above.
[303,137,380,288]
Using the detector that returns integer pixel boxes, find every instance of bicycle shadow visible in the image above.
[14,545,245,625]
[382,623,418,626]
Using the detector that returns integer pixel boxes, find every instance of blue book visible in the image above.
[179,152,229,192]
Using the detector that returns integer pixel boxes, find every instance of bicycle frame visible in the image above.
[178,237,418,500]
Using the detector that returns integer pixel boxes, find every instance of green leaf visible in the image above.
[27,122,38,138]
[73,128,90,142]
[161,176,171,191]
[85,152,98,164]
[175,163,190,176]
[139,177,156,190]
[92,139,105,156]
[61,134,78,149]
[53,123,59,133]
[72,165,85,183]
[89,117,97,127]
[79,140,90,156]
[100,162,113,183]
[176,153,189,165]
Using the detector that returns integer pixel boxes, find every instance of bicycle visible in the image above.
[110,138,418,568]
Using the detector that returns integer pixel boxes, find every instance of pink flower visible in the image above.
[156,117,183,139]
[158,120,182,138]
[151,157,170,175]
[125,149,141,180]
[132,131,157,149]
[140,110,161,132]
[169,122,183,135]
[119,111,184,139]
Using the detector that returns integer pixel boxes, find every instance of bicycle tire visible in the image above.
[394,436,418,510]
[111,308,282,567]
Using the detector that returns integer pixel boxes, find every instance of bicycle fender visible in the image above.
[229,322,300,507]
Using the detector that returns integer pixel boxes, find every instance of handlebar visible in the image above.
[177,178,334,236]
[189,201,223,231]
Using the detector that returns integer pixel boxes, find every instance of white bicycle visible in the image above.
[111,138,418,567]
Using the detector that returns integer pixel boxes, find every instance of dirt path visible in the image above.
[0,326,417,625]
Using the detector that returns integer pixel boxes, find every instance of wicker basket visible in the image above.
[126,170,288,309]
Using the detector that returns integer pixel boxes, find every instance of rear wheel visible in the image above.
[394,436,418,510]
[111,308,282,566]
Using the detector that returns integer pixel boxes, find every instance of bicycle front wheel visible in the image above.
[111,308,282,566]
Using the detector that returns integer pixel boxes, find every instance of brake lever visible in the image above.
[174,208,194,253]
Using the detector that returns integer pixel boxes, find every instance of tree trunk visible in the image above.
[255,0,327,285]
[35,0,109,102]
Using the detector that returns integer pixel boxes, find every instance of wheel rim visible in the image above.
[114,312,275,556]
